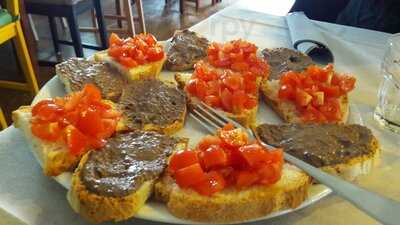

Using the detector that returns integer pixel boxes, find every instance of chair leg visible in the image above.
[90,9,98,29]
[135,0,146,33]
[116,0,123,28]
[196,0,199,11]
[66,11,84,57]
[123,0,135,36]
[0,107,7,130]
[179,0,184,14]
[12,21,39,95]
[93,0,108,49]
[28,14,39,42]
[48,16,61,57]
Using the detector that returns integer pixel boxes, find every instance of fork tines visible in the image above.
[188,101,253,137]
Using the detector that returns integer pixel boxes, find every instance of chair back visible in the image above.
[5,0,19,17]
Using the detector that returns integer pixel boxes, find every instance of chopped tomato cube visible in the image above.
[197,135,222,151]
[119,56,138,68]
[64,125,88,156]
[76,107,103,137]
[204,95,221,108]
[220,88,233,112]
[339,76,356,93]
[147,46,164,61]
[243,96,257,110]
[295,89,313,107]
[236,170,258,187]
[31,121,61,141]
[109,33,123,46]
[238,143,269,167]
[193,171,226,196]
[222,73,243,91]
[200,145,228,170]
[278,84,295,100]
[168,150,199,174]
[231,90,247,113]
[320,84,341,98]
[186,78,198,96]
[174,163,207,188]
[195,79,208,100]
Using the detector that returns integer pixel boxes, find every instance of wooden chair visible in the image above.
[177,0,221,14]
[25,0,108,58]
[80,0,146,38]
[0,0,39,96]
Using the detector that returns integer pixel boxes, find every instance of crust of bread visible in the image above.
[12,102,126,177]
[94,51,166,81]
[320,135,380,181]
[68,140,188,223]
[260,79,349,123]
[174,72,258,127]
[154,163,311,223]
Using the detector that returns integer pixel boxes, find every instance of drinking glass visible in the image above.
[374,34,400,133]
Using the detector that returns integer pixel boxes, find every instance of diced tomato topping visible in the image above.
[31,121,61,141]
[174,163,207,188]
[239,143,269,167]
[236,170,259,187]
[197,135,222,151]
[30,84,121,156]
[107,33,164,68]
[168,150,199,174]
[278,64,356,123]
[193,171,226,196]
[186,39,267,115]
[200,145,228,170]
[168,125,283,196]
[64,125,88,156]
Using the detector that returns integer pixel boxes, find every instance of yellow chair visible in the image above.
[0,0,40,129]
[0,0,39,96]
[0,107,6,130]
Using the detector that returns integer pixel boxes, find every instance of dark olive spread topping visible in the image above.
[256,123,375,167]
[118,79,186,129]
[56,57,125,102]
[166,29,209,70]
[80,131,177,197]
[262,48,313,80]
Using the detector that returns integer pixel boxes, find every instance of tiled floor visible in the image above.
[0,0,238,125]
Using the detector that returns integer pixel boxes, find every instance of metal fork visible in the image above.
[189,101,400,225]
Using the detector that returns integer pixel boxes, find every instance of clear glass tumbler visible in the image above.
[374,34,400,133]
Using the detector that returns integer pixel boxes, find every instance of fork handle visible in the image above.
[284,153,400,225]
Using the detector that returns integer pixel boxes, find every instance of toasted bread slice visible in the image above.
[68,133,188,223]
[256,123,380,181]
[56,57,126,102]
[165,29,209,71]
[175,73,259,127]
[154,163,311,223]
[94,50,166,81]
[260,79,349,123]
[117,79,187,135]
[12,102,125,177]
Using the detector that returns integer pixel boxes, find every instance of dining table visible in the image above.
[1,1,399,225]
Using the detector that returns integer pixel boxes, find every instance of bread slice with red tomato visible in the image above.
[175,72,259,127]
[155,163,310,223]
[261,79,349,123]
[94,50,166,81]
[94,33,166,81]
[13,106,83,176]
[12,86,125,178]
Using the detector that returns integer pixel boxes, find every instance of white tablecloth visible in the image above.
[1,1,399,225]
